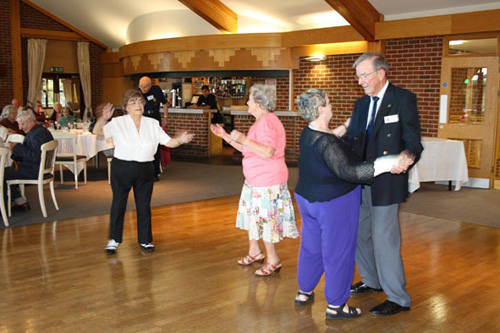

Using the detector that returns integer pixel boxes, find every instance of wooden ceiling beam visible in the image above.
[375,9,500,40]
[21,0,109,50]
[178,0,237,34]
[21,28,86,42]
[324,0,382,41]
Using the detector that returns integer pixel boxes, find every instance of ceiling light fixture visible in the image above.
[305,55,327,62]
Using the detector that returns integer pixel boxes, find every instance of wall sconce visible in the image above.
[305,55,327,62]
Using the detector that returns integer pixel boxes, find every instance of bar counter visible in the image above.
[166,107,305,163]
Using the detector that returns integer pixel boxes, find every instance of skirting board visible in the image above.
[436,178,490,189]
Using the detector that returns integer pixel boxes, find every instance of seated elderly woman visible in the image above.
[0,105,24,135]
[50,102,63,122]
[57,107,76,128]
[293,89,413,319]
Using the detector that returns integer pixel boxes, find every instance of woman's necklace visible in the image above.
[308,122,329,133]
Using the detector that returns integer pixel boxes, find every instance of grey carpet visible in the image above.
[2,161,498,229]
[401,182,500,228]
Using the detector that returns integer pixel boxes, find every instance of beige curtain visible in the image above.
[27,39,47,106]
[77,41,92,121]
[62,79,73,105]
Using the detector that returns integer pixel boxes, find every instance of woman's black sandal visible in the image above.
[325,303,361,319]
[294,291,315,306]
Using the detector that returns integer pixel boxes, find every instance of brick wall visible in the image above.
[293,54,364,129]
[0,0,13,106]
[167,112,211,158]
[291,37,443,137]
[0,0,105,110]
[251,76,290,110]
[385,36,443,136]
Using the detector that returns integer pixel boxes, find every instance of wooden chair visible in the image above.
[7,140,59,218]
[0,147,10,226]
[51,131,87,189]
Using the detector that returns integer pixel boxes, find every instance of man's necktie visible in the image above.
[366,96,379,137]
[363,96,379,159]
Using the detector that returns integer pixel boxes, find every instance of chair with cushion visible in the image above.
[7,140,59,218]
[0,147,10,226]
[51,131,87,189]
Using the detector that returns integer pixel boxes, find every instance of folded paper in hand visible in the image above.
[0,127,25,144]
[7,134,25,144]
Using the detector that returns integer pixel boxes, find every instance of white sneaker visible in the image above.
[105,239,120,254]
[140,243,155,252]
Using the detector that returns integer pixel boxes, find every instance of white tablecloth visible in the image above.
[408,137,469,192]
[52,130,113,175]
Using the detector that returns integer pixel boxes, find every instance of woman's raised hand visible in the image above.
[103,103,114,120]
[210,123,226,137]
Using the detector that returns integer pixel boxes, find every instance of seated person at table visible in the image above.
[58,107,76,128]
[0,105,24,135]
[190,85,223,124]
[50,102,63,122]
[33,100,46,123]
[4,110,54,212]
[90,103,118,157]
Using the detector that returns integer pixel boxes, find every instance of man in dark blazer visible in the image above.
[4,110,54,212]
[345,52,423,316]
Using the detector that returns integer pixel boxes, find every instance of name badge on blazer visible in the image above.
[384,114,399,123]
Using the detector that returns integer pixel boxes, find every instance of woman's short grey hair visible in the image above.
[1,105,16,119]
[353,52,389,74]
[296,89,327,123]
[249,84,276,112]
[16,109,36,123]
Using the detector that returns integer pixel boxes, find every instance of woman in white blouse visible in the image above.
[103,89,194,254]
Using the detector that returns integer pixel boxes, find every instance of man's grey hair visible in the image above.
[353,52,389,74]
[16,110,36,123]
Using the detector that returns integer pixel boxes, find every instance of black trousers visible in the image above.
[109,158,154,244]
[144,113,162,176]
[4,164,38,202]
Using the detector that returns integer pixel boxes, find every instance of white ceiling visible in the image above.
[29,0,500,51]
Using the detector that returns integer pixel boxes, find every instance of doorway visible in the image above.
[41,73,83,119]
[439,56,499,188]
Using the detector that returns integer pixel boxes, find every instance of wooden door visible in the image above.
[439,56,499,187]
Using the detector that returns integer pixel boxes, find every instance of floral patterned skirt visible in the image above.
[236,181,299,243]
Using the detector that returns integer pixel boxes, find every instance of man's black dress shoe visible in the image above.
[12,202,31,212]
[369,300,410,316]
[350,281,383,294]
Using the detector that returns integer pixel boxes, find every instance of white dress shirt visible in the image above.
[366,80,390,129]
[104,115,170,162]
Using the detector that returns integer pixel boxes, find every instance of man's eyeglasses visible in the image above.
[355,70,378,81]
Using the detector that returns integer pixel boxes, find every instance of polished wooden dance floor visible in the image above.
[1,195,499,332]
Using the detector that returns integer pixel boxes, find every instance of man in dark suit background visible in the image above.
[345,52,423,316]
[138,76,168,181]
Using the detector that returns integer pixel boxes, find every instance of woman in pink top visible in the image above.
[211,84,298,276]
